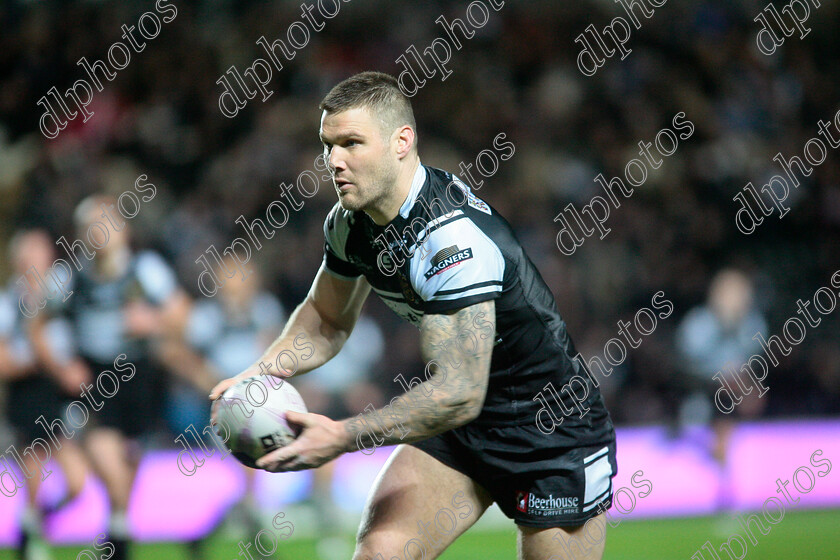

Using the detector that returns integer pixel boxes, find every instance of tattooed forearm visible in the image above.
[341,300,495,452]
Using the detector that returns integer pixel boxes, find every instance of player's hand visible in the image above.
[209,369,262,427]
[208,375,248,429]
[124,302,160,337]
[255,411,349,472]
[209,363,263,400]
[57,359,92,397]
[209,376,241,402]
[209,359,286,402]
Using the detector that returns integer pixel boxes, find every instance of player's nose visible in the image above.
[328,148,346,172]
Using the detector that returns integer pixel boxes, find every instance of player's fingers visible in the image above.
[209,377,237,400]
[276,367,296,378]
[283,410,311,427]
[209,399,223,426]
[255,444,298,470]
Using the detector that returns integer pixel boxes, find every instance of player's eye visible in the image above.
[345,139,357,147]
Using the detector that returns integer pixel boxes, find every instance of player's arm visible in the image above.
[254,299,495,472]
[27,314,91,395]
[0,294,35,380]
[252,263,371,375]
[209,263,370,398]
[124,251,192,338]
[347,299,495,442]
[0,338,31,380]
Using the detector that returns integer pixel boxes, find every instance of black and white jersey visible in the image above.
[0,285,73,370]
[64,251,178,363]
[323,164,612,440]
[187,292,285,378]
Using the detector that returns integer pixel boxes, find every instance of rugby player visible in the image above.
[62,196,191,560]
[2,230,90,560]
[211,71,617,560]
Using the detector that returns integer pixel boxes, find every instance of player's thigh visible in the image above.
[84,428,133,478]
[517,513,607,560]
[353,444,493,560]
[53,439,89,497]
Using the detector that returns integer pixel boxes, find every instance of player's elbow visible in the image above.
[446,391,484,426]
[461,401,483,424]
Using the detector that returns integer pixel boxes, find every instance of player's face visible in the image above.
[12,231,54,275]
[78,202,129,255]
[320,107,399,214]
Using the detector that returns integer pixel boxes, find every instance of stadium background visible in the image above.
[1,0,839,558]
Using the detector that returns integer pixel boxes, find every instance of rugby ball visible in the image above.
[212,375,308,468]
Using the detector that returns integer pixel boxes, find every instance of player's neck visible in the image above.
[365,156,420,226]
[93,246,131,279]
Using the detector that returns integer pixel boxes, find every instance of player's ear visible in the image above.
[394,124,415,160]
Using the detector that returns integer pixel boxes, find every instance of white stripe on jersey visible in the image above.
[323,206,355,263]
[430,283,503,302]
[371,287,403,298]
[404,210,465,256]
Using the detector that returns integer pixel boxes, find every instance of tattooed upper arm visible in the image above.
[419,299,496,424]
[340,299,497,450]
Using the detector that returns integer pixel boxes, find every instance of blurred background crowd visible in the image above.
[1,0,839,546]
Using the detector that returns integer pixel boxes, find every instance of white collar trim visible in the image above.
[398,162,427,219]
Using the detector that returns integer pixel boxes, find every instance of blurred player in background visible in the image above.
[176,252,384,558]
[292,312,384,559]
[1,230,90,560]
[59,196,190,560]
[675,269,768,511]
[212,72,617,560]
[166,254,285,538]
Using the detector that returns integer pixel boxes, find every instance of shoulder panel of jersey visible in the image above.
[322,203,362,280]
[0,289,15,337]
[409,177,504,314]
[187,300,224,349]
[135,250,178,305]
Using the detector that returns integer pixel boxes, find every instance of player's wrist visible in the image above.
[336,419,358,453]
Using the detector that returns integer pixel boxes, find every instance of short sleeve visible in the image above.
[43,317,75,365]
[0,291,16,337]
[135,251,179,305]
[411,214,504,314]
[323,204,361,279]
[187,300,224,351]
[252,292,285,331]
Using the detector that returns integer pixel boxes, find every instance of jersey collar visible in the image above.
[397,162,428,219]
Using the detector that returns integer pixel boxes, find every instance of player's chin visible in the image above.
[337,193,364,212]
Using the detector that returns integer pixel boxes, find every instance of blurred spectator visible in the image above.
[289,313,384,560]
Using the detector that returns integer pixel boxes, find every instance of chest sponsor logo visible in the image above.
[424,245,473,280]
[516,492,580,516]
